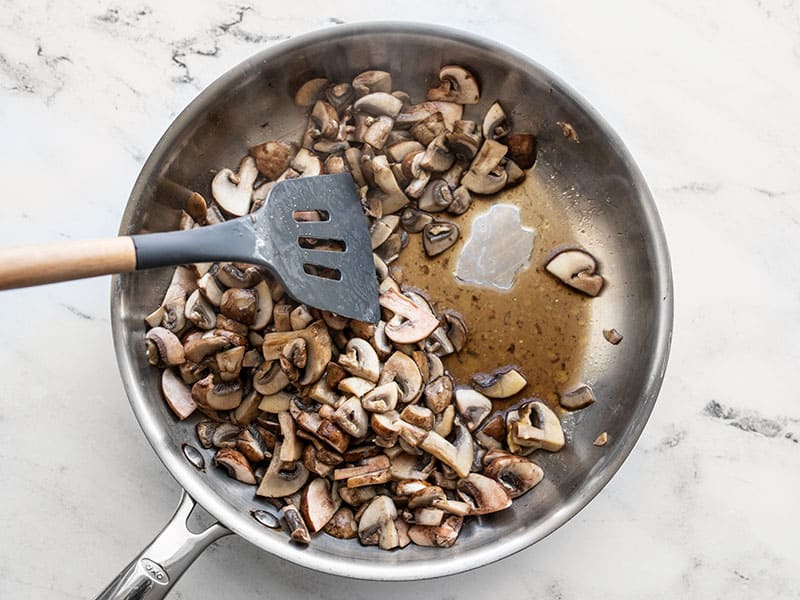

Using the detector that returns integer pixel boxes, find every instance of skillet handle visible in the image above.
[94,491,230,600]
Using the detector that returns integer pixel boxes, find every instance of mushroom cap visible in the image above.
[545,248,605,297]
[471,366,528,399]
[294,77,329,107]
[508,401,565,452]
[332,395,370,438]
[211,156,258,217]
[261,321,333,386]
[256,441,310,498]
[352,70,392,96]
[378,351,424,404]
[559,384,595,410]
[379,289,439,345]
[146,327,186,367]
[184,289,216,330]
[301,477,340,533]
[213,448,256,484]
[354,92,403,118]
[338,337,381,383]
[427,65,480,105]
[357,495,399,549]
[422,221,460,257]
[324,506,359,539]
[161,368,196,420]
[483,454,544,499]
[456,473,512,515]
[249,140,296,180]
[481,101,510,140]
[454,387,492,431]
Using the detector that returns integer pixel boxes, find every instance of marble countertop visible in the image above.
[1,1,798,598]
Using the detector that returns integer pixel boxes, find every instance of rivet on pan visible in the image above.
[182,443,206,471]
[251,508,281,529]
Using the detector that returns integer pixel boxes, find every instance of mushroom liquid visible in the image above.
[394,177,591,411]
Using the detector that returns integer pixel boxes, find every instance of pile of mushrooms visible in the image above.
[143,66,595,551]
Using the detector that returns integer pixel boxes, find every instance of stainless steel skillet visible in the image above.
[103,22,673,599]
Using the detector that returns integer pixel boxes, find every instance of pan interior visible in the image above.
[111,23,672,581]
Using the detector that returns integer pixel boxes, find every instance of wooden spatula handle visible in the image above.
[0,237,137,290]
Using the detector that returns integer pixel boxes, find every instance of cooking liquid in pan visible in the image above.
[393,178,591,411]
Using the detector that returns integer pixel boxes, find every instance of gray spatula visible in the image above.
[0,173,380,322]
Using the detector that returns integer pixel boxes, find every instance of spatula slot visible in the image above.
[303,264,342,281]
[298,238,346,252]
[292,209,330,222]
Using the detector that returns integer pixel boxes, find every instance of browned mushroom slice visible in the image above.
[300,477,340,533]
[278,411,304,462]
[332,396,369,438]
[161,368,196,420]
[216,346,245,382]
[354,92,404,118]
[338,338,380,382]
[370,214,400,250]
[408,515,463,548]
[337,376,376,398]
[358,496,399,550]
[508,401,565,453]
[422,374,453,414]
[356,382,397,414]
[184,334,231,363]
[146,327,186,367]
[427,66,480,104]
[184,290,216,330]
[419,419,473,479]
[219,288,257,325]
[371,155,409,214]
[378,351,424,404]
[483,453,543,499]
[418,179,454,213]
[283,503,311,544]
[378,289,439,344]
[505,133,537,169]
[261,321,332,386]
[252,361,290,395]
[216,262,262,289]
[559,384,595,410]
[324,506,358,539]
[212,157,258,217]
[333,455,391,480]
[236,425,270,463]
[249,140,296,180]
[397,101,463,130]
[422,221,460,257]
[456,473,512,515]
[482,101,510,140]
[454,387,492,431]
[294,77,329,106]
[191,375,242,411]
[338,484,378,507]
[544,248,604,297]
[394,479,431,497]
[399,207,434,233]
[256,441,310,498]
[351,70,391,96]
[346,468,391,488]
[197,272,224,307]
[471,366,527,399]
[433,405,455,438]
[461,139,508,194]
[213,448,256,484]
[400,404,435,431]
[603,328,623,345]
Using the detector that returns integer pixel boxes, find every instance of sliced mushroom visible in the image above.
[249,140,295,180]
[400,207,434,233]
[370,214,400,250]
[378,289,439,344]
[354,92,403,118]
[197,272,224,306]
[291,148,323,177]
[419,421,473,479]
[213,448,256,484]
[504,158,526,187]
[361,382,400,413]
[161,368,196,420]
[482,101,510,140]
[338,484,378,507]
[419,132,455,173]
[294,77,329,106]
[475,413,506,450]
[378,351,423,404]
[454,387,492,431]
[146,327,185,367]
[251,281,273,330]
[593,432,609,446]
[261,321,332,386]
[559,384,595,410]
[456,473,512,515]
[423,375,454,414]
[387,140,425,162]
[371,155,409,214]
[414,508,444,527]
[483,453,544,498]
[216,263,262,289]
[192,375,242,411]
[283,503,311,544]
[219,288,257,325]
[410,111,446,146]
[184,290,216,330]
[310,100,340,139]
[358,496,399,550]
[471,366,527,399]
[461,139,508,194]
[418,179,453,213]
[256,441,310,498]
[332,395,369,438]
[252,360,290,395]
[363,115,395,150]
[211,156,258,217]
[447,185,472,216]
[216,346,245,382]
[279,337,308,384]
[408,515,462,547]
[422,221,460,257]
[337,376,376,398]
[544,248,604,296]
[505,133,537,169]
[236,425,270,463]
[427,65,480,104]
[400,404,435,431]
[301,477,340,533]
[603,328,623,345]
[397,101,463,130]
[352,70,391,96]
[508,401,565,453]
[324,506,358,539]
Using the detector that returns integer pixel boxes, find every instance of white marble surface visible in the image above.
[1,1,799,598]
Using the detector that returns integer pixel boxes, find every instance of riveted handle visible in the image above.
[94,491,230,600]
